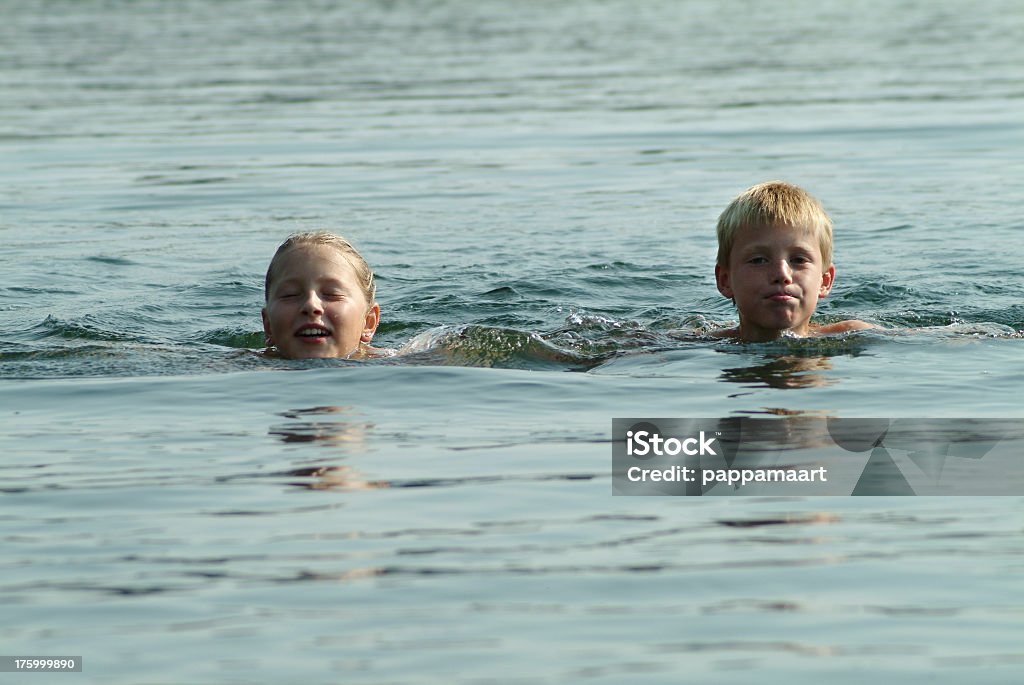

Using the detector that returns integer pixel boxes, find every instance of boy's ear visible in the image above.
[261,308,273,346]
[715,264,734,299]
[361,303,381,343]
[818,264,836,298]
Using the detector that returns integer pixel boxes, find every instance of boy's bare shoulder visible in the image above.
[813,320,876,335]
[705,321,875,340]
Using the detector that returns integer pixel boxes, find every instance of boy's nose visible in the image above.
[773,260,793,283]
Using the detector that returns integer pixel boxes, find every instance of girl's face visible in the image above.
[262,245,379,359]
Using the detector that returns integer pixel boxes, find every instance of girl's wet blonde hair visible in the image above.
[264,231,376,306]
[716,181,833,267]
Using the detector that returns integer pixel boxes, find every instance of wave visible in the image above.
[193,327,266,349]
[5,306,1021,380]
[398,324,608,371]
[32,315,140,343]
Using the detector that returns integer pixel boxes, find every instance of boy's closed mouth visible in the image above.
[766,291,798,302]
[295,324,333,340]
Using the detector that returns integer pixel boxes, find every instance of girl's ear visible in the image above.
[361,303,381,343]
[261,308,273,346]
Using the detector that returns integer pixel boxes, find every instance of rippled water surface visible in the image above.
[2,0,1023,683]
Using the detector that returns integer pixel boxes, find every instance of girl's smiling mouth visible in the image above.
[296,325,332,340]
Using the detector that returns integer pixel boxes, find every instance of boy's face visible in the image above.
[262,245,379,359]
[715,223,834,341]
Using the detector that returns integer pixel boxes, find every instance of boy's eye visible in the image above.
[747,256,767,265]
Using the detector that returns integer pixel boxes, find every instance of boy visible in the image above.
[713,181,872,341]
[262,231,385,359]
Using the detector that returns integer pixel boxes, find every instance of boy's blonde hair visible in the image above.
[716,181,833,267]
[264,231,376,305]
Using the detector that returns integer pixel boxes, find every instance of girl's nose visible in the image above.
[300,291,324,315]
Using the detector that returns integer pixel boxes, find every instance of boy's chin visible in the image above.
[739,320,811,341]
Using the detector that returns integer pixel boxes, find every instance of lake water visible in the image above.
[2,0,1022,682]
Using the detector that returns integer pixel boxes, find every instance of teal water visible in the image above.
[2,0,1023,683]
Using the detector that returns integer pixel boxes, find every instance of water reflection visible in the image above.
[721,355,836,389]
[270,405,371,446]
[269,406,388,491]
[285,465,388,491]
[716,512,840,528]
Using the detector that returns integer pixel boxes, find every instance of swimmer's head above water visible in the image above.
[262,231,381,359]
[712,181,873,342]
